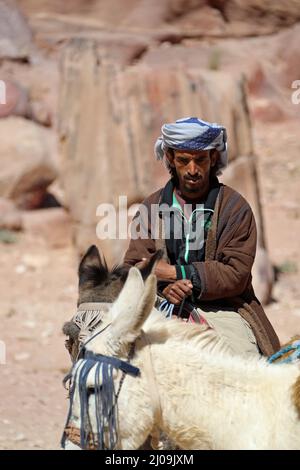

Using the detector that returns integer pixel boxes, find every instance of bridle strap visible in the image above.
[75,322,112,362]
[73,303,111,346]
[137,331,163,449]
[77,302,111,311]
[83,350,140,377]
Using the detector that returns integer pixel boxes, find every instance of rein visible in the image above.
[268,339,300,364]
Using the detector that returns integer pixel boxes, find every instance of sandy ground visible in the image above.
[0,238,78,449]
[0,119,299,449]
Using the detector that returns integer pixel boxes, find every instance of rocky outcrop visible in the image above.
[223,0,300,28]
[276,24,300,89]
[18,0,300,38]
[0,80,31,119]
[0,0,32,60]
[0,117,57,209]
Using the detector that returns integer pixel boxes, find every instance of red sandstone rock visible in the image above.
[0,117,57,209]
[0,80,30,119]
[0,0,32,59]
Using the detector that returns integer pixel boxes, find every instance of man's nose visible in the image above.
[187,160,199,175]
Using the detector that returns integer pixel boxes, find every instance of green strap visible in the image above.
[180,265,186,279]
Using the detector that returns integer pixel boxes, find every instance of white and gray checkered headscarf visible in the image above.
[154,117,228,175]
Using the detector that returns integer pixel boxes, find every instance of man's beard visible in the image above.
[183,177,203,193]
[184,184,200,193]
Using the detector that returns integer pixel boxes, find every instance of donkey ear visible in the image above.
[133,273,157,332]
[110,267,144,321]
[78,245,107,285]
[110,272,157,346]
[139,250,164,281]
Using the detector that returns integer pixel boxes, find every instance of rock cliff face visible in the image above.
[0,117,57,209]
[17,0,300,36]
[0,0,32,59]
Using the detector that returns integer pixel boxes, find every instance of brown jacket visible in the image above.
[124,182,280,356]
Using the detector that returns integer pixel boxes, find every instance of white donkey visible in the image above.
[62,268,300,450]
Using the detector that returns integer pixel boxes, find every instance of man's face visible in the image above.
[168,149,217,199]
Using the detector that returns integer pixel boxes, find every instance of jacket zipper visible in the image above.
[171,193,213,263]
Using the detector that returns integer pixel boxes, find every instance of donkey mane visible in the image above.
[144,310,227,355]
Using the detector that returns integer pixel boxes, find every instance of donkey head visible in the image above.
[63,245,162,361]
[85,266,157,357]
[64,267,158,450]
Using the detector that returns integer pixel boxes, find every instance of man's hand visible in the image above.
[137,258,177,281]
[162,279,193,305]
[154,259,177,281]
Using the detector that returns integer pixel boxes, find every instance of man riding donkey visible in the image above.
[123,117,280,357]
